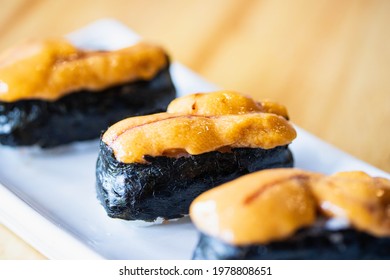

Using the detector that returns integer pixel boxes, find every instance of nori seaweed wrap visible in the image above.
[96,142,293,221]
[96,91,297,221]
[193,224,390,260]
[0,39,176,147]
[190,168,390,259]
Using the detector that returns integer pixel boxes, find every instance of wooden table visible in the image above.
[1,0,389,259]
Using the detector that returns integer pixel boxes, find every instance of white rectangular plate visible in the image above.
[0,19,389,260]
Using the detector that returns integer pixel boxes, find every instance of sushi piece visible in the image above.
[190,168,390,259]
[96,91,296,221]
[0,39,176,147]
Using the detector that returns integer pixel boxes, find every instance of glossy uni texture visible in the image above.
[0,40,169,102]
[189,168,390,259]
[95,141,293,221]
[0,67,176,147]
[102,90,296,164]
[0,39,176,147]
[103,112,296,164]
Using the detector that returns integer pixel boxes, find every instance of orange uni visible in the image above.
[312,171,390,237]
[190,168,321,245]
[103,90,296,163]
[0,39,168,102]
[190,169,390,245]
[167,90,289,119]
[103,112,296,164]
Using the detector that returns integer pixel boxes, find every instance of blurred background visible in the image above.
[0,0,389,259]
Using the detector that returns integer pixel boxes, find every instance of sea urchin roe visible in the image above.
[311,171,390,237]
[167,90,289,119]
[190,168,321,245]
[259,100,289,120]
[190,168,390,246]
[0,39,168,102]
[102,112,297,164]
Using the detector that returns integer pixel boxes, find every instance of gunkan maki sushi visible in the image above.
[96,91,296,221]
[0,38,176,147]
[190,168,390,259]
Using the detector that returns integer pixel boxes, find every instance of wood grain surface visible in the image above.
[0,0,389,259]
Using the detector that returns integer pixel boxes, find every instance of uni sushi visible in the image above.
[0,39,176,147]
[96,91,296,221]
[190,168,390,259]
